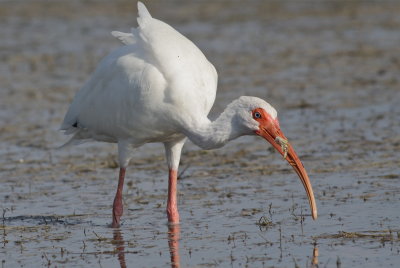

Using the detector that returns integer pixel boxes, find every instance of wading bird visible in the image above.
[61,2,317,227]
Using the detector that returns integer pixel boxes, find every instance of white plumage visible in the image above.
[61,2,317,227]
[62,2,218,160]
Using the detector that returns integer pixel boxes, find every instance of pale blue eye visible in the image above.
[254,112,261,119]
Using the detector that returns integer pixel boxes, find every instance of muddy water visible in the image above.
[1,1,400,267]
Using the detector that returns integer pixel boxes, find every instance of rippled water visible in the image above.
[1,1,400,267]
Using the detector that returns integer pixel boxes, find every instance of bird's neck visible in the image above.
[181,107,243,150]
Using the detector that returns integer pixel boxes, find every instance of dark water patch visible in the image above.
[2,215,90,226]
[380,174,400,180]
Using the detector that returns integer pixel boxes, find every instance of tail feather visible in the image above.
[137,1,152,27]
[58,123,92,149]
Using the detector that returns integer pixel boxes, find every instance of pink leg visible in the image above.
[167,169,180,223]
[112,167,126,228]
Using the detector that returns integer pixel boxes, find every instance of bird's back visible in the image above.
[61,2,217,146]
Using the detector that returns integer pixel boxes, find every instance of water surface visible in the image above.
[1,1,399,267]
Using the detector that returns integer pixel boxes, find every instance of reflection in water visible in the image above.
[312,247,319,267]
[113,229,127,268]
[111,225,181,268]
[168,224,181,268]
[110,226,316,268]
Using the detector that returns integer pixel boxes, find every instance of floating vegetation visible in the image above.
[313,230,400,241]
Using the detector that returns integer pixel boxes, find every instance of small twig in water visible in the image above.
[279,224,283,259]
[300,205,304,236]
[42,252,51,267]
[293,257,300,268]
[2,208,9,225]
[177,164,191,180]
[93,231,107,241]
[268,203,273,218]
[336,256,341,268]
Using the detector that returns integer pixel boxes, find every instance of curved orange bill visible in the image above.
[256,120,318,220]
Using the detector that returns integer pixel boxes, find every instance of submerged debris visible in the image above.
[256,216,274,229]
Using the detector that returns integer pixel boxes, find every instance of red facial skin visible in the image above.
[252,108,317,220]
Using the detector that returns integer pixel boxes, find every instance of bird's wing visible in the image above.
[61,2,218,144]
[135,2,218,117]
[109,2,218,126]
[61,44,169,143]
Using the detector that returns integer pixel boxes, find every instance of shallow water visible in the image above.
[1,1,400,267]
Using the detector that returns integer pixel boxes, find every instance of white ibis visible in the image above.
[61,2,317,227]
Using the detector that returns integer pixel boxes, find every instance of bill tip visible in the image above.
[312,210,318,220]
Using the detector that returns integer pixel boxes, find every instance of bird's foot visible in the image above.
[167,208,180,224]
[110,221,120,228]
[111,198,123,228]
[111,213,122,228]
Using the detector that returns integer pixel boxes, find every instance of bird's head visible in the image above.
[232,96,317,220]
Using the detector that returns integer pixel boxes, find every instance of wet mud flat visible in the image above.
[1,0,400,267]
